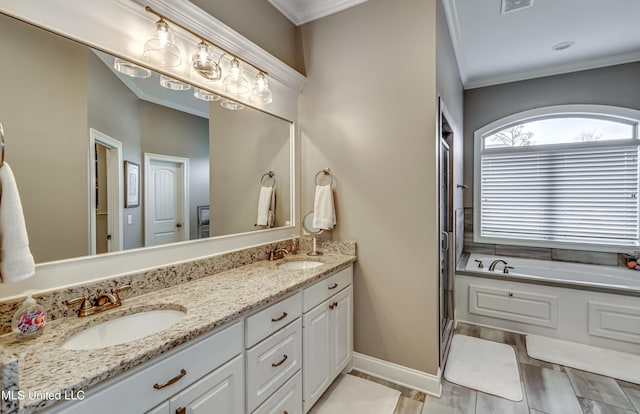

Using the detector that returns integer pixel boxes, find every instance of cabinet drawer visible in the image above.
[246,292,302,348]
[469,285,558,328]
[246,319,302,413]
[51,322,243,414]
[253,370,302,414]
[303,266,353,312]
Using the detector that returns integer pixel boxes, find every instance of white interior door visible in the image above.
[145,153,189,247]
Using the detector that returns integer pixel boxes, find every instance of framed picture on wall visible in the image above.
[124,161,140,208]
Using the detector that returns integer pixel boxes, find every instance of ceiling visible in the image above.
[267,0,368,25]
[442,0,640,89]
[94,51,210,119]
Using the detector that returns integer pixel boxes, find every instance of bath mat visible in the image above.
[526,335,640,384]
[310,374,401,414]
[444,334,523,401]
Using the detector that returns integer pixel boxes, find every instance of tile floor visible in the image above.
[327,322,640,414]
[421,322,640,414]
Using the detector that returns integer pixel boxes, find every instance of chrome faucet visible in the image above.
[488,259,508,272]
[268,248,289,261]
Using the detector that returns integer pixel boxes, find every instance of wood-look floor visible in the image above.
[338,322,640,414]
[421,323,640,414]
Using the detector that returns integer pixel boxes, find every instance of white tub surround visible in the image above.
[456,254,640,354]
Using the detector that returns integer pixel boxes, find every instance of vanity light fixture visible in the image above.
[143,18,181,67]
[194,87,221,102]
[160,75,192,91]
[220,98,244,111]
[191,41,221,81]
[223,58,250,95]
[250,72,273,104]
[144,6,272,103]
[113,57,151,78]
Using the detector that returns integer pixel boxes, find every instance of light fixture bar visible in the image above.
[145,6,268,76]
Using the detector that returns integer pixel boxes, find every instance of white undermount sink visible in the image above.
[278,260,324,270]
[62,309,186,350]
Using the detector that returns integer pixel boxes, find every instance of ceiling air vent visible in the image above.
[501,0,534,14]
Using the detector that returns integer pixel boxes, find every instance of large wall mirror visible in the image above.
[0,13,293,265]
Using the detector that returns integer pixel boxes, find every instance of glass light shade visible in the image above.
[160,75,191,91]
[223,58,249,94]
[143,20,181,67]
[193,88,221,102]
[191,42,221,81]
[113,58,151,78]
[250,72,273,104]
[220,98,244,111]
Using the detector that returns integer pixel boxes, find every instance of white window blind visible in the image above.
[480,142,640,247]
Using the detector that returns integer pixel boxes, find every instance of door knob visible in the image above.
[176,223,182,228]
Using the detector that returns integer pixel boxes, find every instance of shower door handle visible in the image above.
[441,231,449,251]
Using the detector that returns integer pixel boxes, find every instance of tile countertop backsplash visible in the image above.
[0,238,356,414]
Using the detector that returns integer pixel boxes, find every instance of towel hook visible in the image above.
[0,123,5,168]
[260,171,275,188]
[314,168,334,186]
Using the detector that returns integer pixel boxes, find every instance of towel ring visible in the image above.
[260,171,275,188]
[314,168,333,186]
[0,123,5,168]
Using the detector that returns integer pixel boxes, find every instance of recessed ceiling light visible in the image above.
[552,41,575,51]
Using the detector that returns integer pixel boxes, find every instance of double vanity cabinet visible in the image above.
[43,264,353,414]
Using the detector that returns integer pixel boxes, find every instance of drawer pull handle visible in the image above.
[328,283,338,290]
[176,408,186,414]
[329,301,339,310]
[154,369,187,390]
[272,354,288,367]
[272,312,288,322]
[508,292,513,297]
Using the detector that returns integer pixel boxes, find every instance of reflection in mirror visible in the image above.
[0,13,292,264]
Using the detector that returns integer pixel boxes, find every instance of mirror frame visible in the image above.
[0,0,304,299]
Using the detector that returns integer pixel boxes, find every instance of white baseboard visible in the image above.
[351,352,442,397]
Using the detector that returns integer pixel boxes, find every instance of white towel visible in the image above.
[312,184,336,230]
[0,163,35,283]
[256,186,273,226]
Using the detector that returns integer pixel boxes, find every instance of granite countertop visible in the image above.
[0,253,356,413]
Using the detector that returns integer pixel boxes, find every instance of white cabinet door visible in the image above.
[169,355,244,414]
[302,298,332,413]
[146,402,169,414]
[331,285,353,376]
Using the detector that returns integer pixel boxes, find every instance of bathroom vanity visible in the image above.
[0,252,355,414]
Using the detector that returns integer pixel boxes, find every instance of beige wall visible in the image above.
[300,0,440,374]
[140,101,210,240]
[190,0,305,74]
[210,104,291,236]
[87,51,143,250]
[0,14,89,263]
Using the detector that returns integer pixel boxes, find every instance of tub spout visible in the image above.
[488,259,508,271]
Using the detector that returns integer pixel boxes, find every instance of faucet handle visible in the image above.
[66,295,94,317]
[503,266,514,274]
[474,259,484,269]
[112,285,132,302]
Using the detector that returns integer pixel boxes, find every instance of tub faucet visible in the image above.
[488,259,508,272]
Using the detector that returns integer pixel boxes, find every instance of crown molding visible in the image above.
[268,0,368,26]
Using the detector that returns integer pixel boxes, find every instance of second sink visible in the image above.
[62,309,186,350]
[278,260,324,270]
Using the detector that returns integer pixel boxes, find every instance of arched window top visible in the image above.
[473,105,640,252]
[477,105,640,151]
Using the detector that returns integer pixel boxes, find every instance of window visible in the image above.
[474,105,640,251]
